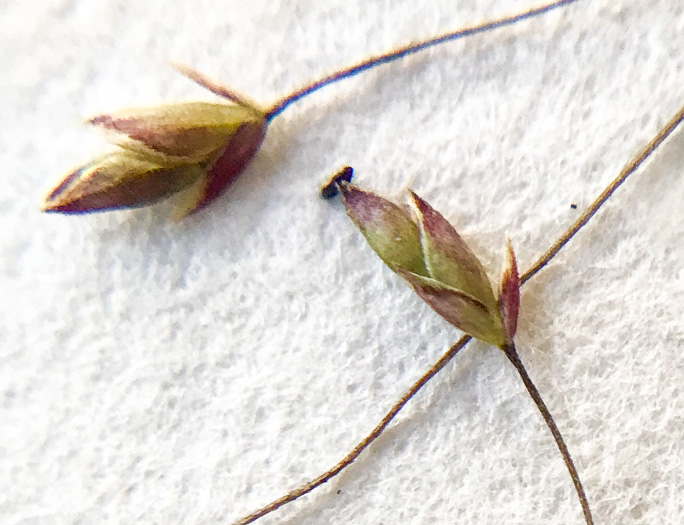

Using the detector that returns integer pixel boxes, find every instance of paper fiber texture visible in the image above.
[1,1,683,524]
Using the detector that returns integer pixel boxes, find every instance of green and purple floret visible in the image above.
[43,95,267,218]
[339,182,520,348]
[41,1,580,219]
[335,178,594,524]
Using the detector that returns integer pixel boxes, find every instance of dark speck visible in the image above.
[570,203,577,209]
[321,166,353,200]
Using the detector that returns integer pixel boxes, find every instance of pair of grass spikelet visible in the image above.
[41,75,590,521]
[41,2,597,522]
[43,85,519,350]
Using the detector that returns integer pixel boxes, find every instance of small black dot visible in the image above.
[321,166,354,200]
[337,490,342,495]
[570,203,577,209]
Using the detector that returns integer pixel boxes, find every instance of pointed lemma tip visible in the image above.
[40,166,85,213]
[499,233,520,347]
[85,114,109,127]
[171,62,207,88]
[501,234,518,277]
[170,60,189,74]
[41,197,80,214]
[407,188,421,207]
[41,191,61,212]
[171,61,207,85]
[171,62,262,111]
[504,235,517,267]
[405,189,422,218]
[407,189,434,221]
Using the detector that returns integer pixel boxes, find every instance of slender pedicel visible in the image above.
[503,342,593,524]
[264,0,580,121]
[229,103,684,525]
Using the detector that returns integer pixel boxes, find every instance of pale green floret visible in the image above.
[343,187,429,277]
[360,219,428,277]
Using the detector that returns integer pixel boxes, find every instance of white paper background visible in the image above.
[2,1,683,524]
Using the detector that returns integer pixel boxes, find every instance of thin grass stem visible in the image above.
[264,0,580,121]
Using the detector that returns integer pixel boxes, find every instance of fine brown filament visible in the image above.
[264,0,580,121]
[503,343,593,524]
[521,103,684,285]
[230,105,684,525]
[231,336,471,525]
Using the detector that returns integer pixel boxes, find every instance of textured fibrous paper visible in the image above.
[1,1,683,524]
